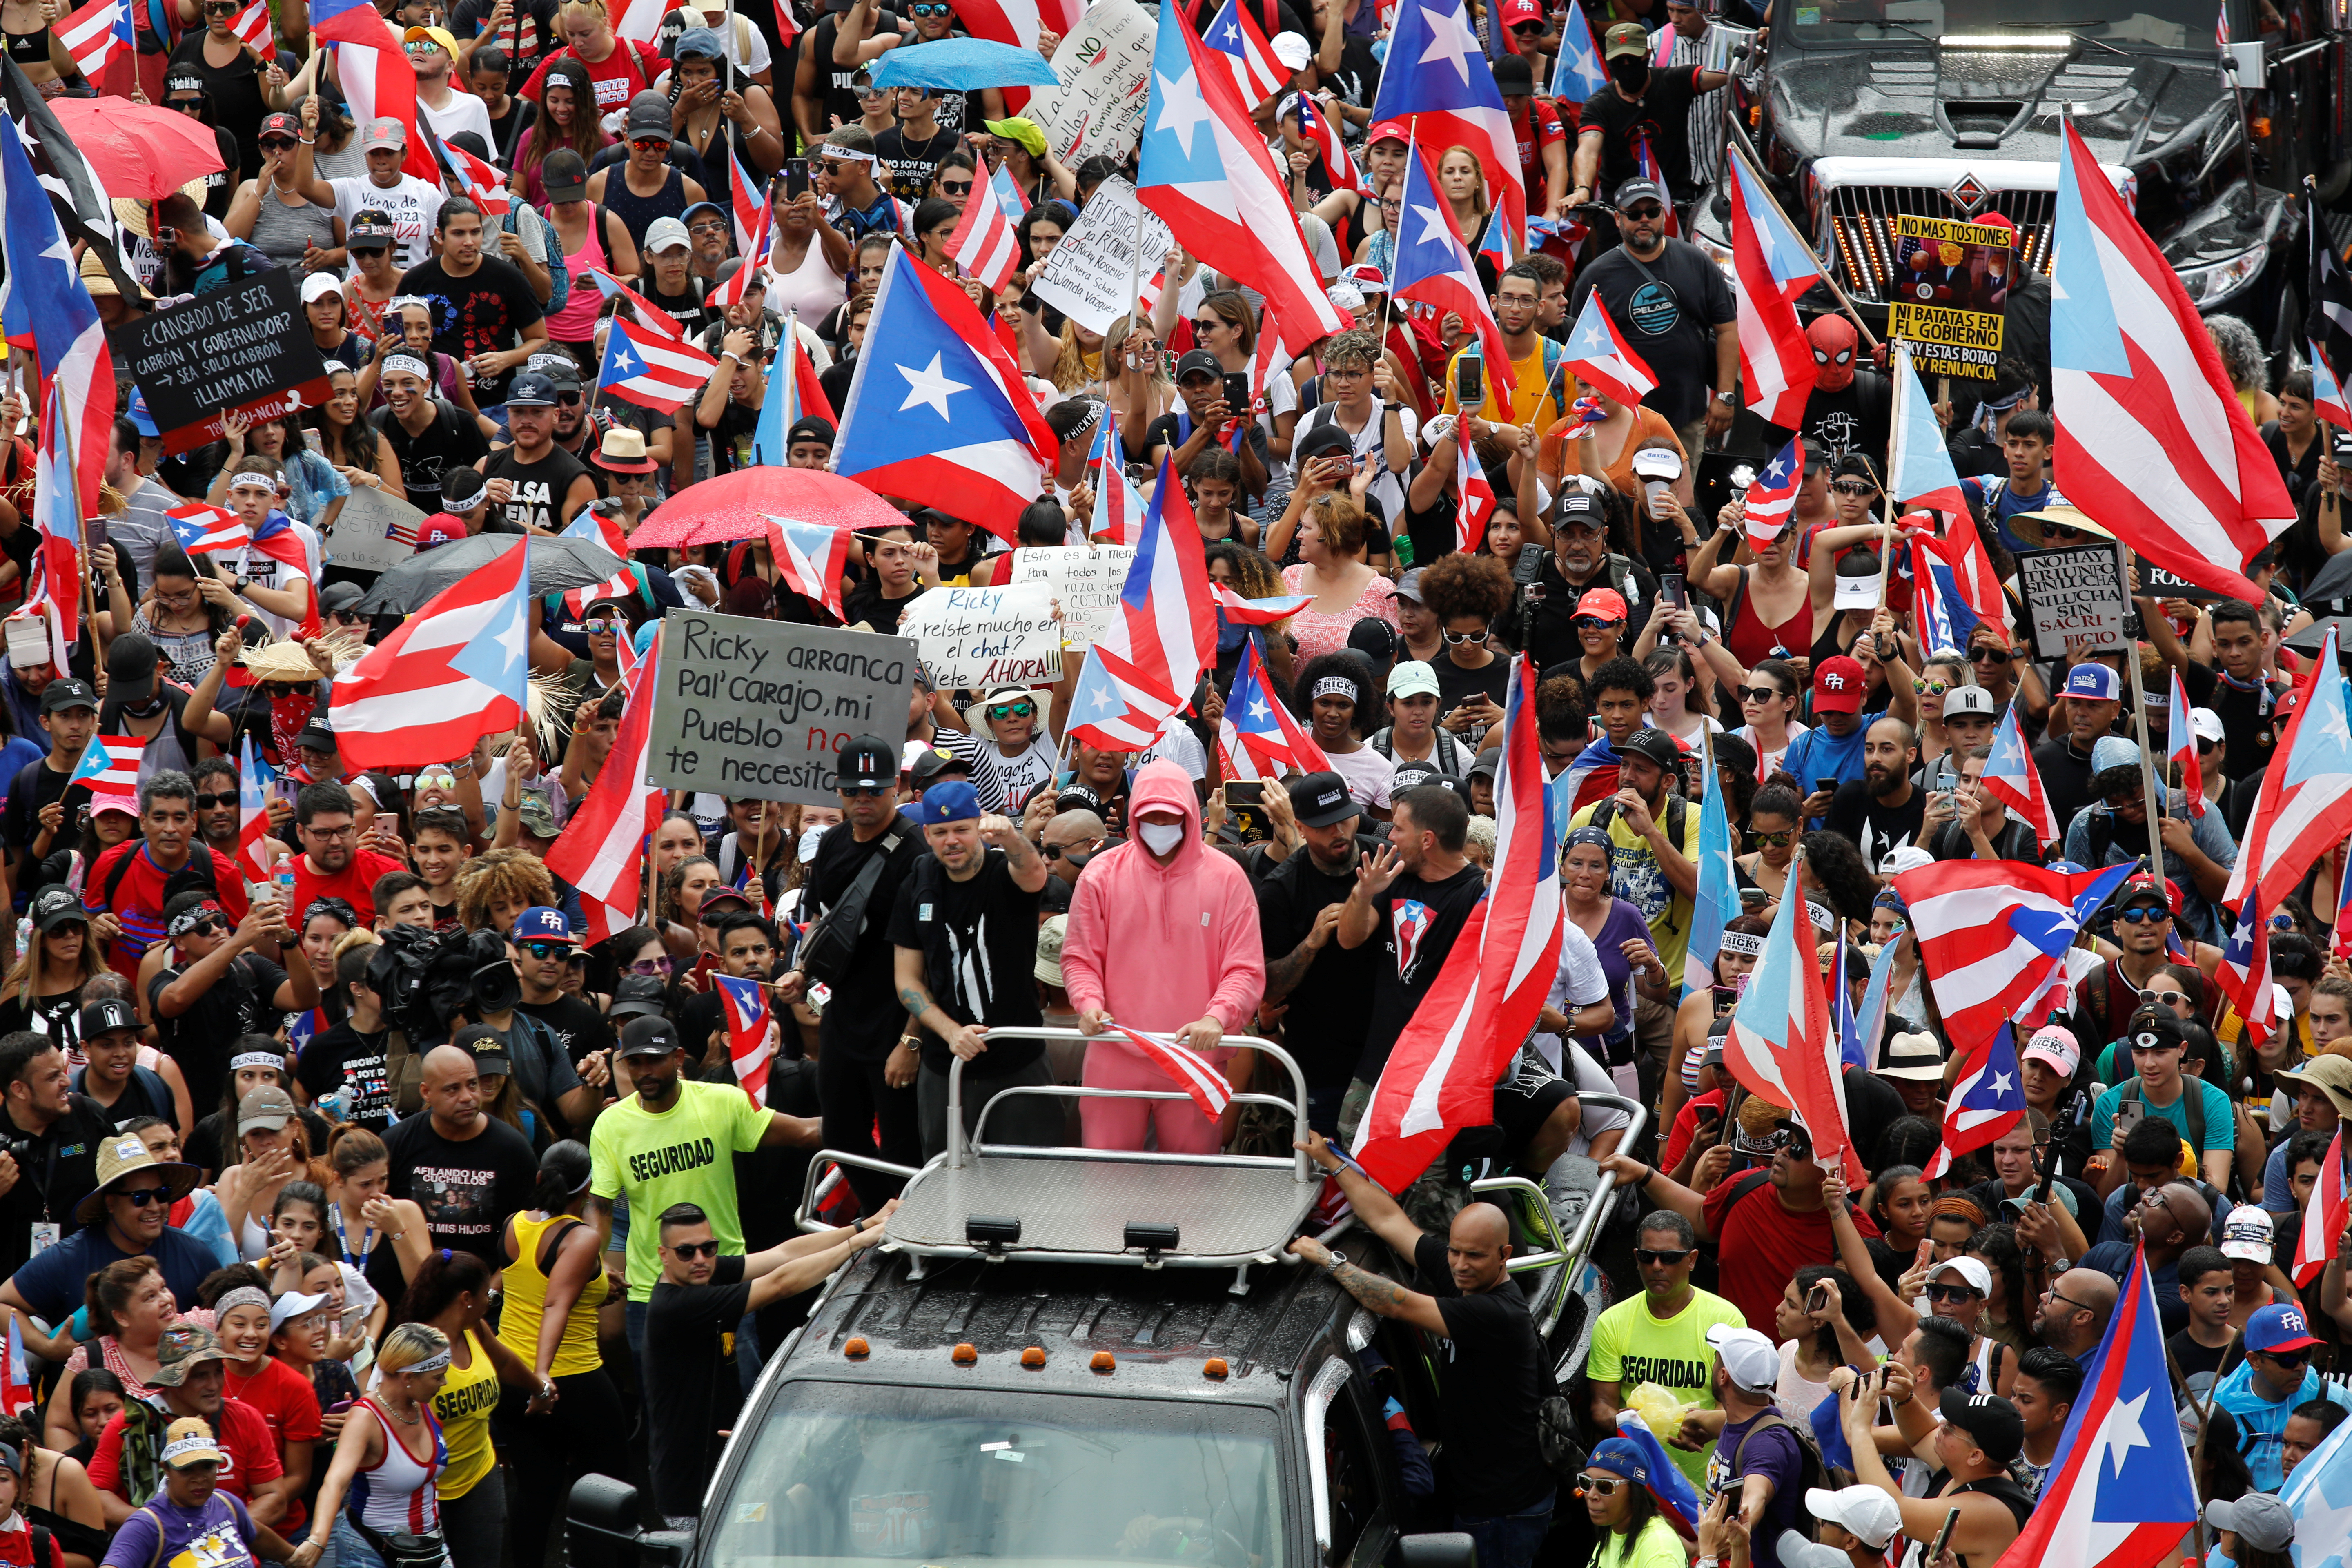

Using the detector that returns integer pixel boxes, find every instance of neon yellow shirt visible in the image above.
[590,1078,773,1301]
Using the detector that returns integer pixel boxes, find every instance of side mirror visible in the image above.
[1396,1533,1478,1568]
[566,1473,649,1568]
[640,1530,695,1568]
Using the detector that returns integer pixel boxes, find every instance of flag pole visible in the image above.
[2117,539,2169,836]
[1726,138,1881,354]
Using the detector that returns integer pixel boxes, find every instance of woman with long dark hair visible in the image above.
[1579,1439,1681,1568]
[394,1251,554,1568]
[494,1143,624,1568]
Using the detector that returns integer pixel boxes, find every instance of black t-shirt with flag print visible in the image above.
[1357,864,1487,1084]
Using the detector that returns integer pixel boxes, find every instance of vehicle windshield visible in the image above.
[1784,0,2208,49]
[699,1381,1288,1568]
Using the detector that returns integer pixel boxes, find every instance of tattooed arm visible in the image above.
[1293,1129,1427,1258]
[1287,1236,1449,1332]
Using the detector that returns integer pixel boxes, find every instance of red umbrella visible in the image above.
[51,99,224,200]
[627,467,906,549]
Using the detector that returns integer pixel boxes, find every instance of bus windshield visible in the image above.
[1784,0,2209,49]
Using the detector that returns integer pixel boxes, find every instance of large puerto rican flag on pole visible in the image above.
[1723,849,1860,1182]
[1923,1021,2026,1178]
[1354,654,1561,1192]
[1726,148,1819,428]
[546,631,664,943]
[1390,144,1516,392]
[328,539,532,772]
[2224,623,2352,910]
[1137,0,1347,354]
[1891,860,2134,1058]
[1066,455,1217,751]
[1369,0,1526,240]
[1561,290,1654,410]
[2051,116,2293,603]
[1989,1243,2198,1568]
[2291,1127,2347,1286]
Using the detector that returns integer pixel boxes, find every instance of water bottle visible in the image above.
[273,852,296,906]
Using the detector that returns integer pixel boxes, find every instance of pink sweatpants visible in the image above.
[1079,1036,1235,1154]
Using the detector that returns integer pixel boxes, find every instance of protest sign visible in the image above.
[898,584,1063,689]
[107,270,334,453]
[2015,543,2129,659]
[1026,2,1156,166]
[1034,177,1176,335]
[648,610,917,805]
[1009,543,1138,648]
[1885,214,2014,381]
[321,488,427,575]
[2142,561,2224,605]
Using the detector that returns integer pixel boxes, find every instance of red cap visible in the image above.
[1366,118,1410,146]
[1501,0,1544,22]
[1573,587,1628,623]
[415,514,468,549]
[1813,655,1867,713]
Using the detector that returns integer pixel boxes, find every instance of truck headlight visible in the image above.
[2177,242,2268,306]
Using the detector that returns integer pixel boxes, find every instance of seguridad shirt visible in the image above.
[589,1078,773,1301]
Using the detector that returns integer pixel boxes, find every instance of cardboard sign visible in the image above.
[1885,214,2014,382]
[320,487,427,575]
[898,584,1063,690]
[647,610,918,805]
[1033,177,1177,336]
[107,270,335,454]
[2015,542,2130,659]
[1026,2,1157,167]
[1007,543,1138,648]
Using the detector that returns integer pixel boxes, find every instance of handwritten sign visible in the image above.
[1008,544,1138,648]
[647,610,917,805]
[1033,177,1177,336]
[1886,214,2013,382]
[2015,543,2129,659]
[897,584,1063,690]
[1026,2,1156,167]
[321,487,427,575]
[107,270,335,453]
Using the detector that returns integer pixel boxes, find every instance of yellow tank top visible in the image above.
[430,1328,502,1500]
[497,1212,612,1382]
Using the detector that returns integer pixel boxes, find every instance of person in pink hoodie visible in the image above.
[1061,759,1266,1153]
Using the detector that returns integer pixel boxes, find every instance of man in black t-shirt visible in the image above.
[0,1033,116,1280]
[1289,1131,1553,1567]
[1257,773,1381,1135]
[1336,784,1488,1136]
[2170,598,2283,782]
[1,678,100,894]
[400,198,549,407]
[1822,717,1925,875]
[481,372,597,530]
[1569,23,1728,203]
[382,1043,539,1261]
[885,782,1058,1159]
[1567,178,1738,436]
[376,354,493,511]
[644,1200,892,1525]
[296,946,396,1131]
[148,892,310,1117]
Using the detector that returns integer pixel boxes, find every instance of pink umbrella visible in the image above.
[627,467,906,549]
[51,99,224,200]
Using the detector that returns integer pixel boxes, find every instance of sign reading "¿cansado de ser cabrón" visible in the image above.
[1886,214,2016,381]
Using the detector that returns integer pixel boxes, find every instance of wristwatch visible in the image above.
[1710,390,1736,408]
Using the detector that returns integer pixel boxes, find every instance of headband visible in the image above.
[1806,901,1834,932]
[1718,931,1766,957]
[212,1287,272,1319]
[303,896,358,928]
[166,901,225,937]
[1062,401,1104,443]
[381,353,431,382]
[403,1348,452,1374]
[229,471,278,492]
[821,144,876,163]
[229,1050,282,1073]
[1311,675,1358,702]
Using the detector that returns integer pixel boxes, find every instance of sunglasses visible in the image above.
[1831,480,1878,497]
[855,86,889,99]
[1510,18,1544,29]
[116,1187,172,1207]
[1623,204,1665,220]
[1572,615,1624,631]
[628,956,675,976]
[2258,1348,2313,1366]
[183,918,227,938]
[1970,647,2009,663]
[192,793,235,811]
[940,180,972,195]
[166,98,205,113]
[260,137,297,152]
[910,2,952,12]
[2145,989,2188,1008]
[519,940,574,961]
[1735,684,1785,703]
[2116,906,2170,924]
[669,1240,720,1258]
[416,768,457,789]
[2196,737,2219,755]
[840,785,891,798]
[985,701,1037,720]
[1748,829,1793,848]
[1582,1477,1626,1497]
[689,219,729,233]
[585,610,626,627]
[1443,628,1489,644]
[1633,1247,1692,1266]
[630,137,669,151]
[1924,1283,1982,1304]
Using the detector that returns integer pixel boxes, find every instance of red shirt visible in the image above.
[85,842,252,979]
[1510,98,1565,208]
[226,1358,324,1531]
[1659,1087,1725,1172]
[294,848,408,925]
[518,38,663,113]
[1701,1170,1880,1334]
[88,1395,285,1505]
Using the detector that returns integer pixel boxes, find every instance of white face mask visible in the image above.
[1138,821,1184,855]
[797,828,823,864]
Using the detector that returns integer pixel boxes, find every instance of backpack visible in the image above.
[2119,1075,2206,1158]
[1581,793,1690,935]
[1369,727,1467,775]
[798,829,908,987]
[1731,1410,1834,1500]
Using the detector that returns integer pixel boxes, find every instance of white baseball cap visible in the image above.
[1928,1255,1994,1300]
[2189,706,2225,744]
[1806,1486,1904,1550]
[1706,1324,1780,1394]
[2218,1205,2274,1263]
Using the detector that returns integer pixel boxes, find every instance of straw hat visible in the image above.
[239,631,364,683]
[73,1131,199,1225]
[2007,505,2112,550]
[112,178,212,241]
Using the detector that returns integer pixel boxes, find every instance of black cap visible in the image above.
[788,416,836,448]
[78,997,139,1039]
[618,1015,682,1058]
[1054,782,1105,816]
[909,746,967,784]
[1492,53,1535,91]
[608,975,670,1020]
[1286,771,1359,828]
[1613,176,1668,208]
[1294,421,1353,461]
[1390,759,1441,795]
[542,149,588,203]
[320,580,366,613]
[40,677,97,716]
[454,1022,511,1073]
[1556,488,1601,526]
[1620,728,1682,770]
[1466,755,1499,781]
[295,712,336,752]
[1174,348,1221,383]
[528,351,584,391]
[446,130,492,161]
[105,633,158,705]
[1938,1389,2025,1465]
[832,734,897,790]
[30,886,87,931]
[506,371,559,408]
[2127,1011,2187,1054]
[349,210,396,245]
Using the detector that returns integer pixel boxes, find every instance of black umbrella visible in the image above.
[353,531,628,614]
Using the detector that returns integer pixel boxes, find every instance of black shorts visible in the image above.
[1491,1053,1573,1153]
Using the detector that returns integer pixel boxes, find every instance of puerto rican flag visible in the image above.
[767,517,852,622]
[169,503,252,556]
[1355,655,1560,1191]
[2050,116,2292,603]
[1211,582,1310,624]
[1455,417,1495,552]
[2292,1128,2347,1286]
[1204,0,1287,106]
[1549,0,1607,99]
[1089,407,1147,545]
[440,138,512,217]
[228,0,270,50]
[1891,860,2135,1060]
[1980,704,2059,849]
[946,159,1023,292]
[236,733,275,881]
[2312,338,2352,430]
[1726,149,1820,428]
[0,1315,35,1418]
[1066,455,1216,750]
[2225,624,2352,911]
[1296,95,1372,197]
[559,504,630,559]
[1561,290,1655,410]
[1909,520,2010,655]
[1990,1243,2197,1568]
[67,733,143,794]
[584,269,690,341]
[1924,1021,2026,1178]
[1111,1022,1232,1118]
[1888,340,1971,516]
[834,243,1056,543]
[1725,849,1860,1183]
[1631,136,1678,237]
[2215,889,2275,1049]
[2166,668,2203,818]
[563,567,641,619]
[328,533,530,772]
[1137,0,1348,354]
[1225,635,1329,776]
[597,318,720,414]
[1682,728,1740,1000]
[316,6,442,187]
[728,143,766,261]
[55,0,133,84]
[709,187,773,307]
[546,633,664,944]
[1370,0,1525,238]
[1741,437,1804,552]
[1392,145,1516,394]
[715,973,774,1105]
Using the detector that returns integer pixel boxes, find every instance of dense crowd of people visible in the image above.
[0,0,2343,1566]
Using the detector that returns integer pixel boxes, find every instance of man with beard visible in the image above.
[1256,773,1381,1136]
[87,772,255,981]
[2030,661,2123,830]
[1567,174,1737,446]
[1570,24,1731,206]
[1823,718,1924,876]
[402,198,549,410]
[1784,657,1883,826]
[1515,490,1658,672]
[374,352,491,512]
[480,371,597,530]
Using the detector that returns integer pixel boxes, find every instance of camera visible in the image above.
[368,925,521,1047]
[0,1135,32,1170]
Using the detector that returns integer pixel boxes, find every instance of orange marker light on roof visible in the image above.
[1203,1358,1229,1380]
[1020,1346,1047,1369]
[1089,1350,1116,1373]
[952,1343,978,1364]
[844,1337,870,1359]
